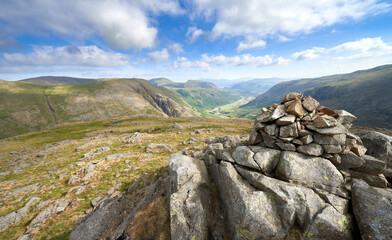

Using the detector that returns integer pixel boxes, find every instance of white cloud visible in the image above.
[3,45,129,67]
[148,48,171,62]
[168,43,185,54]
[237,36,266,52]
[173,53,289,69]
[189,0,391,39]
[0,0,183,49]
[293,47,326,61]
[173,57,210,69]
[186,27,204,43]
[294,37,392,61]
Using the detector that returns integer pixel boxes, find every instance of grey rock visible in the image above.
[0,183,41,200]
[307,123,348,135]
[205,135,241,148]
[322,144,343,154]
[231,146,259,170]
[30,199,71,226]
[347,170,388,188]
[299,129,313,137]
[211,161,286,239]
[275,151,346,195]
[0,197,40,231]
[279,137,294,142]
[339,152,365,169]
[286,98,305,117]
[146,143,173,153]
[248,129,262,145]
[80,147,110,160]
[276,115,296,125]
[313,133,346,145]
[68,175,79,184]
[279,123,298,138]
[282,92,302,103]
[253,147,281,174]
[300,135,313,145]
[105,153,132,161]
[351,144,367,157]
[304,206,353,240]
[276,142,296,151]
[292,139,304,145]
[335,110,357,124]
[70,195,133,240]
[168,153,212,240]
[359,131,392,168]
[261,132,277,148]
[297,143,324,156]
[352,179,392,240]
[269,104,286,121]
[353,155,387,175]
[264,124,277,136]
[329,154,342,165]
[256,111,273,123]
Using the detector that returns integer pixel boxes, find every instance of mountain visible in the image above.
[149,77,176,87]
[149,79,217,89]
[0,78,193,139]
[20,76,99,85]
[244,64,392,128]
[229,78,285,96]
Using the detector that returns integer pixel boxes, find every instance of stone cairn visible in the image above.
[249,92,368,166]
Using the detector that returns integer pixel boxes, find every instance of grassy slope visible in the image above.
[0,116,252,240]
[20,76,98,86]
[0,78,192,139]
[242,64,392,128]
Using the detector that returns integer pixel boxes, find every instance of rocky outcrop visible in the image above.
[69,92,391,240]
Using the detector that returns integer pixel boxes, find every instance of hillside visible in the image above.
[229,78,284,96]
[0,116,252,240]
[149,79,217,89]
[243,64,392,128]
[20,76,99,86]
[0,78,193,139]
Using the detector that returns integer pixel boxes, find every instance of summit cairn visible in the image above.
[249,92,365,163]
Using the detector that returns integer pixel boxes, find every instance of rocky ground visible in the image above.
[0,117,252,239]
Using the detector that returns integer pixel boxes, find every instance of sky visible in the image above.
[0,0,392,82]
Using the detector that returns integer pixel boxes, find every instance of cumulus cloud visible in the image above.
[293,47,326,61]
[293,37,392,61]
[237,36,266,52]
[189,0,391,39]
[186,27,204,43]
[0,0,183,49]
[168,43,185,54]
[148,48,171,62]
[173,53,289,69]
[3,45,129,67]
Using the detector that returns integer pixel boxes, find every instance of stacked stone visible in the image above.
[248,92,388,187]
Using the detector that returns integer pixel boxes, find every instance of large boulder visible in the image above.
[275,151,347,197]
[352,179,392,240]
[359,131,392,168]
[167,153,214,240]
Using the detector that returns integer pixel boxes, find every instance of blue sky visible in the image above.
[0,0,392,82]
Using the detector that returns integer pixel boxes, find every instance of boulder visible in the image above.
[339,152,365,169]
[353,155,386,175]
[359,131,392,168]
[300,135,313,145]
[211,161,286,240]
[269,104,286,121]
[318,106,336,116]
[248,129,262,145]
[282,92,302,102]
[352,179,392,240]
[275,151,346,196]
[168,153,212,240]
[231,146,260,170]
[347,170,388,188]
[297,143,323,156]
[322,144,343,154]
[253,147,281,174]
[276,142,296,151]
[264,124,277,136]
